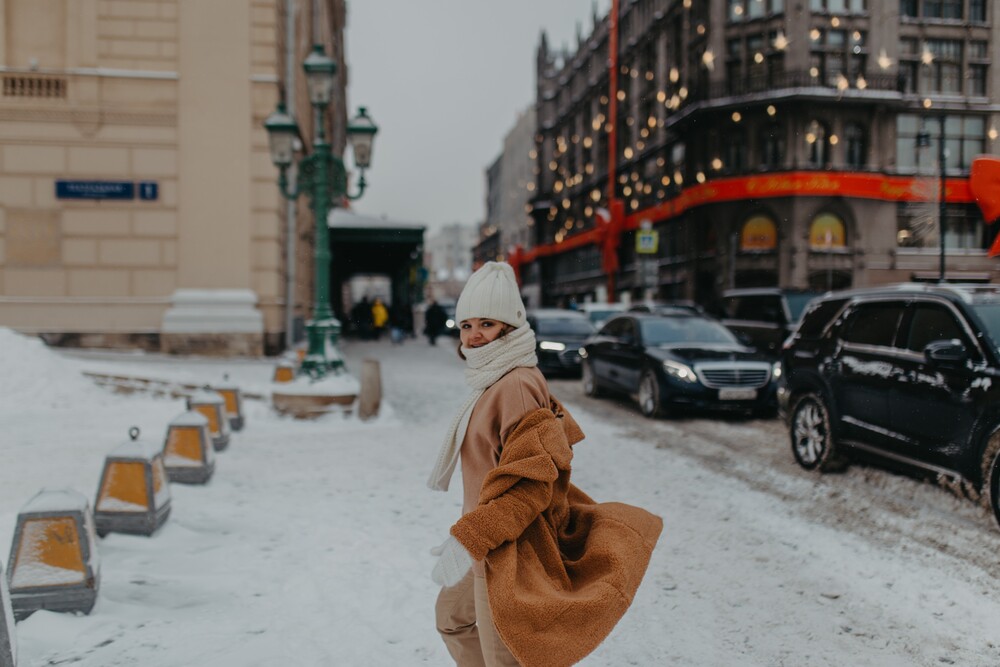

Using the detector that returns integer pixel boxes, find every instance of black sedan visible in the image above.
[526,309,596,377]
[580,312,779,418]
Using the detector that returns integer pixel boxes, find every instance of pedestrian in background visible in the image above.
[424,299,447,346]
[428,261,662,667]
[371,297,389,340]
[351,297,373,339]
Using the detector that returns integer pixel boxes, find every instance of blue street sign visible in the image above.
[55,180,134,200]
[138,181,158,201]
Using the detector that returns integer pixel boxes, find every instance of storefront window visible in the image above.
[740,215,778,252]
[809,213,847,250]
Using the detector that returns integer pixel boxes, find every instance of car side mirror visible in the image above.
[924,339,968,366]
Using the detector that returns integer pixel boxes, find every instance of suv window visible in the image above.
[727,296,784,324]
[796,298,848,338]
[843,302,905,347]
[904,304,967,353]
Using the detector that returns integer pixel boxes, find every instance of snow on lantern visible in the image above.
[186,388,231,451]
[0,559,15,667]
[94,428,171,537]
[6,489,100,620]
[162,411,216,484]
[215,376,245,432]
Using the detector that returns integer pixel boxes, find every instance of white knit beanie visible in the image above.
[455,261,526,327]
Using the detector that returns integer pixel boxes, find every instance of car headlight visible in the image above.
[446,318,455,328]
[539,341,566,352]
[663,359,698,383]
[771,361,782,380]
[579,347,588,359]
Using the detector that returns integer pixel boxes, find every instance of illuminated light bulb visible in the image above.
[830,134,839,145]
[646,71,654,81]
[656,157,665,167]
[605,123,613,132]
[774,32,789,50]
[591,189,602,201]
[877,49,893,70]
[631,172,640,182]
[733,4,744,15]
[656,91,666,103]
[619,174,628,184]
[697,24,706,35]
[989,127,998,141]
[852,31,862,42]
[571,134,580,144]
[831,16,840,27]
[529,149,537,159]
[923,98,933,108]
[644,184,652,195]
[617,90,626,101]
[810,67,819,78]
[623,186,633,196]
[600,95,609,105]
[754,52,764,64]
[856,75,867,90]
[562,199,571,209]
[679,86,689,99]
[806,132,817,144]
[767,105,777,116]
[810,28,821,41]
[732,111,742,123]
[585,206,593,217]
[711,158,723,170]
[554,181,563,193]
[702,50,715,71]
[648,116,657,128]
[585,163,594,174]
[696,172,706,183]
[640,128,650,138]
[921,49,934,65]
[836,74,849,91]
[626,117,635,127]
[661,175,671,186]
[669,67,680,83]
[526,182,536,192]
[592,119,601,130]
[637,141,645,150]
[624,147,634,159]
[683,0,691,7]
[564,220,573,229]
[583,137,593,148]
[674,170,684,185]
[630,200,639,210]
[549,160,558,171]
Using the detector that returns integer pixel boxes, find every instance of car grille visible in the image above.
[695,362,771,388]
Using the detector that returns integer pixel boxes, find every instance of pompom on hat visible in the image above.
[455,261,526,327]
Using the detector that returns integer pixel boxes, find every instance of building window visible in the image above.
[740,215,778,252]
[809,213,847,249]
[724,130,747,172]
[921,39,962,94]
[897,203,992,250]
[901,0,918,16]
[760,123,785,168]
[923,0,963,18]
[806,120,829,167]
[896,114,985,173]
[970,0,986,21]
[844,123,866,168]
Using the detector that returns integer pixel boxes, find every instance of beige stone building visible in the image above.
[0,0,347,355]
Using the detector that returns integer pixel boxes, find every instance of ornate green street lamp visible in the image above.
[264,44,378,378]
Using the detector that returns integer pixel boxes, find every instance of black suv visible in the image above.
[778,283,1000,529]
[719,288,823,358]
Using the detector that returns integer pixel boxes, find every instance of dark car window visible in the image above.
[843,302,905,347]
[640,317,739,345]
[785,293,821,322]
[534,317,594,336]
[797,298,848,338]
[904,304,967,353]
[727,296,784,324]
[970,303,1000,354]
[601,317,627,338]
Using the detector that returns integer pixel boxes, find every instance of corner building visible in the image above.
[527,0,1000,306]
[0,0,347,355]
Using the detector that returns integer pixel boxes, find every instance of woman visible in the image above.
[428,262,662,667]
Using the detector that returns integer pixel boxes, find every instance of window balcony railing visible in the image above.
[691,69,904,102]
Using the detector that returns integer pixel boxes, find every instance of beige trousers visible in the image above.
[435,571,520,666]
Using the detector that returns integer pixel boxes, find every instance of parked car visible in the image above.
[526,309,595,377]
[440,301,459,337]
[719,288,824,357]
[778,282,1000,530]
[581,312,779,418]
[577,302,630,330]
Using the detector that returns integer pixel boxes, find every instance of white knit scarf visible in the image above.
[427,323,538,491]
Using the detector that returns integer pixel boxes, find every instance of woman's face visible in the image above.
[460,318,506,348]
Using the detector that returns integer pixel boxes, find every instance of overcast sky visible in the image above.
[345,1,611,231]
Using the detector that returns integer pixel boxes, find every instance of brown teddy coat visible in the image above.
[451,398,663,667]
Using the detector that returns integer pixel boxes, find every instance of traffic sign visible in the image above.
[636,229,659,254]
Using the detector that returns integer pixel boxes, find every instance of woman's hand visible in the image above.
[430,535,473,587]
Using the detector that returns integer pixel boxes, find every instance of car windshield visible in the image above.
[640,317,739,346]
[586,309,621,324]
[970,303,1000,351]
[785,293,821,322]
[535,317,594,336]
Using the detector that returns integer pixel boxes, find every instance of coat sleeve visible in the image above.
[450,413,563,561]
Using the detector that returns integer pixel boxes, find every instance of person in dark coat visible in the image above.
[424,300,448,346]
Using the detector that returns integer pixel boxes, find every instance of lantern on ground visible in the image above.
[162,411,216,484]
[0,559,15,667]
[272,361,296,383]
[6,489,100,620]
[215,376,245,431]
[187,388,231,451]
[94,427,171,537]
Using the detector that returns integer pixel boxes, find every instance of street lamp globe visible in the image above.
[347,106,378,169]
[263,103,300,168]
[302,44,337,106]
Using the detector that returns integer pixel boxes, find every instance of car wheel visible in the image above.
[582,359,603,398]
[790,392,847,472]
[638,370,666,419]
[980,432,1000,530]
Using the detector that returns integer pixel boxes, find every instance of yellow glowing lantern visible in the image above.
[273,362,296,383]
[162,411,216,484]
[94,428,172,537]
[6,489,100,619]
[187,388,231,451]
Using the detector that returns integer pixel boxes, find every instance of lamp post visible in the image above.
[264,45,378,379]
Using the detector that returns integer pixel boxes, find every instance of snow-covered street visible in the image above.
[2,328,999,666]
